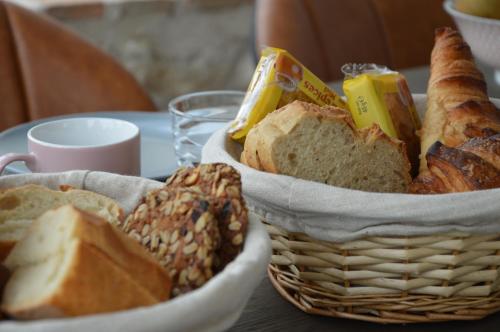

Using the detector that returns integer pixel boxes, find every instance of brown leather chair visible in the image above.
[255,0,455,82]
[0,1,156,131]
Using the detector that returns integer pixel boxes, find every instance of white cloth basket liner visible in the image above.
[202,94,500,243]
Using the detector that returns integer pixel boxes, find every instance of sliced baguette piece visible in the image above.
[2,205,171,319]
[0,184,123,261]
[242,101,412,193]
[241,124,264,171]
[2,240,157,319]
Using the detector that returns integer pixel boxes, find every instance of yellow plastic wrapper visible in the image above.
[229,47,347,142]
[342,63,421,174]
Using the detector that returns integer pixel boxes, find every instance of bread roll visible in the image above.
[241,101,412,193]
[0,184,123,260]
[2,205,171,319]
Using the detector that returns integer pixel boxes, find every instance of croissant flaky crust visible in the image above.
[411,27,500,194]
[444,100,500,146]
[412,135,500,194]
[428,139,499,191]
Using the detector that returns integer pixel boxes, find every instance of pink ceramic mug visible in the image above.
[0,118,141,176]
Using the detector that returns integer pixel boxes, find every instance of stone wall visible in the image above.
[19,0,256,109]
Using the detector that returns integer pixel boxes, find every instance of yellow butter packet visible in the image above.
[342,63,421,174]
[229,47,347,142]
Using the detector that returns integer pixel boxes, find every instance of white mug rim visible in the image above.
[27,117,140,149]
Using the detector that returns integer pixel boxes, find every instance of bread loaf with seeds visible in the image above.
[122,187,221,296]
[166,163,248,268]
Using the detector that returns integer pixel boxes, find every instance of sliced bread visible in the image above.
[0,184,123,261]
[241,101,412,193]
[2,205,171,319]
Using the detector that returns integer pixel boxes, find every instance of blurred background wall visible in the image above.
[12,0,256,109]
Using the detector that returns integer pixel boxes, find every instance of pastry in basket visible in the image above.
[1,205,170,319]
[122,187,221,296]
[241,100,412,193]
[413,137,500,193]
[0,184,123,261]
[411,27,500,193]
[166,163,248,268]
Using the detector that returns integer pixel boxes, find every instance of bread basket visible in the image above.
[202,94,500,323]
[0,171,271,332]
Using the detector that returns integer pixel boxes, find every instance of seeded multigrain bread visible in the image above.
[2,205,170,319]
[166,163,248,267]
[0,184,123,261]
[242,101,412,193]
[121,188,221,296]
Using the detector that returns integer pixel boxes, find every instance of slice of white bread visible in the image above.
[0,184,123,261]
[242,101,412,193]
[2,205,171,319]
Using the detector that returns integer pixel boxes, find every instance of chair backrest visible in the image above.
[0,1,156,131]
[255,0,455,82]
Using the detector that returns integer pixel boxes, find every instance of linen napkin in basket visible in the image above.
[0,171,271,332]
[202,126,500,243]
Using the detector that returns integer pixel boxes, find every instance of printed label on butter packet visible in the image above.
[342,63,421,175]
[342,63,421,137]
[229,48,347,142]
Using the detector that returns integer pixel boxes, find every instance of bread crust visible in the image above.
[426,141,500,192]
[242,125,264,170]
[3,241,158,319]
[459,134,500,169]
[410,173,448,194]
[0,184,124,260]
[68,208,171,301]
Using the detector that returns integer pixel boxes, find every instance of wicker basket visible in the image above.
[265,222,500,323]
[201,94,500,324]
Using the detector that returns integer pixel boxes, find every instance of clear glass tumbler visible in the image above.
[168,90,245,167]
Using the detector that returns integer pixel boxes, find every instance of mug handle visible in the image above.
[0,153,36,174]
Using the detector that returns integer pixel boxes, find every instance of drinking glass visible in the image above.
[168,90,245,166]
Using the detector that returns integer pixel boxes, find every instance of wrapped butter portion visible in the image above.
[342,63,421,174]
[229,47,347,142]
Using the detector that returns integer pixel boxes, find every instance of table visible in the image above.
[229,64,500,331]
[229,276,500,332]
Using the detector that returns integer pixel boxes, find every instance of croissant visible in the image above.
[412,135,500,193]
[411,27,500,194]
